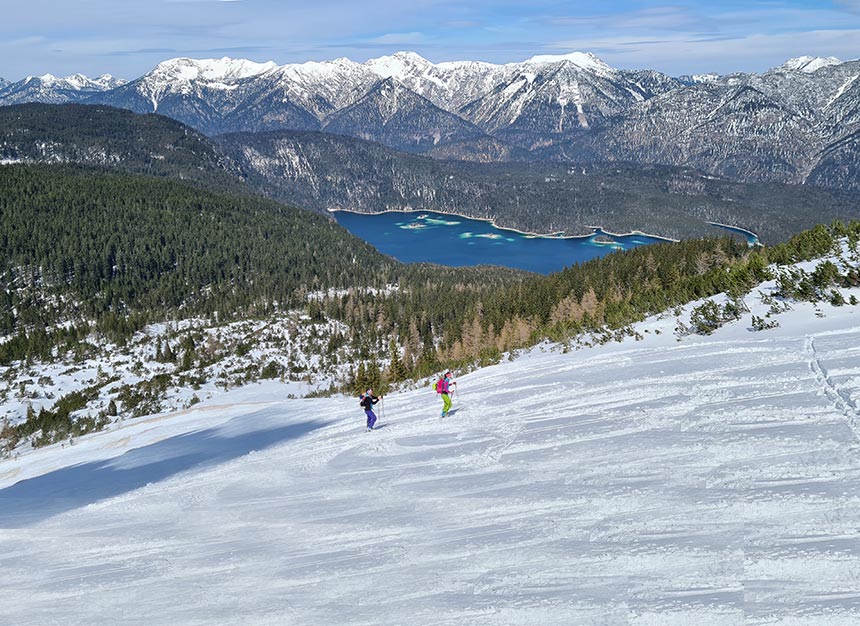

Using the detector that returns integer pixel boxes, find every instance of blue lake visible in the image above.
[334,210,673,274]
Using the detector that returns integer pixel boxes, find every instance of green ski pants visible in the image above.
[441,393,452,416]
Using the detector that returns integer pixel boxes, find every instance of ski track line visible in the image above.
[482,420,526,465]
[0,467,20,481]
[102,436,131,450]
[806,335,860,443]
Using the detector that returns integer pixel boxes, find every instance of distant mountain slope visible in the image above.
[0,104,242,192]
[323,78,487,152]
[459,55,656,140]
[87,58,293,135]
[219,129,860,242]
[807,129,860,190]
[0,73,125,105]
[544,83,820,184]
[2,103,857,243]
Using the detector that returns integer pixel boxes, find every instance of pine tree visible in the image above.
[354,362,367,395]
[367,357,382,393]
[387,339,407,383]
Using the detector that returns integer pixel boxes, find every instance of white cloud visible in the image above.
[548,28,860,75]
[366,32,428,45]
[549,6,714,33]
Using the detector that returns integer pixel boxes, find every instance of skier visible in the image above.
[435,371,456,418]
[359,388,382,431]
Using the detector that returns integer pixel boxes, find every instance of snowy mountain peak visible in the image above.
[524,51,614,74]
[7,74,126,96]
[65,73,97,89]
[278,56,364,81]
[691,73,721,83]
[93,74,127,89]
[777,56,842,73]
[364,51,434,80]
[150,57,278,83]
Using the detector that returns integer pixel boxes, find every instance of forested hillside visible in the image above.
[0,164,394,356]
[0,104,242,193]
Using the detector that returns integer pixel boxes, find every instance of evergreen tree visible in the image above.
[387,339,407,383]
[354,362,367,395]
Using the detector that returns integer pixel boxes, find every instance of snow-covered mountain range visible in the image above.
[2,51,859,189]
[0,73,125,105]
[2,242,859,625]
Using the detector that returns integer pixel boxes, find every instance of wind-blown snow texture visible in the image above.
[1,291,860,624]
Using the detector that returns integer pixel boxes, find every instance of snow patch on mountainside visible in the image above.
[524,51,614,75]
[150,57,278,83]
[365,51,434,80]
[778,56,842,73]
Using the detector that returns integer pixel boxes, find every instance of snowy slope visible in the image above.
[1,278,860,624]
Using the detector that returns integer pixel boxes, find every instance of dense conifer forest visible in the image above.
[4,161,856,383]
[0,104,244,192]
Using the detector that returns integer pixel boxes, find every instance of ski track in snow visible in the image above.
[806,334,860,442]
[1,306,860,624]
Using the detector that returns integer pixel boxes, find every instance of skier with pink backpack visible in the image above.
[435,371,457,418]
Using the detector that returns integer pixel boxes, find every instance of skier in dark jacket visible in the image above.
[359,388,382,430]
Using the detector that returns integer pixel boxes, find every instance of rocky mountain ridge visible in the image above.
[1,52,858,189]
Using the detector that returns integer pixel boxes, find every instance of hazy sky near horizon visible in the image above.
[1,0,858,79]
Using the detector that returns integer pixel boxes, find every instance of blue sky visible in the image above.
[1,0,858,79]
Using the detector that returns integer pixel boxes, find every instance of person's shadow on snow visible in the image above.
[0,412,329,527]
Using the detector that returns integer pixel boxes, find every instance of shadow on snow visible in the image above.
[0,412,330,528]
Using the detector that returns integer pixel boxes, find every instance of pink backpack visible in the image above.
[435,378,446,394]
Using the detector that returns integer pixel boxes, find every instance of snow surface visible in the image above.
[364,51,434,80]
[0,312,352,429]
[524,51,614,75]
[150,57,279,83]
[2,282,860,624]
[777,56,842,74]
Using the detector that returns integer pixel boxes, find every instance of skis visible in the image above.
[365,423,390,432]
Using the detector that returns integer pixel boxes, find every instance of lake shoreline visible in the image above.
[706,221,762,245]
[328,207,678,243]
